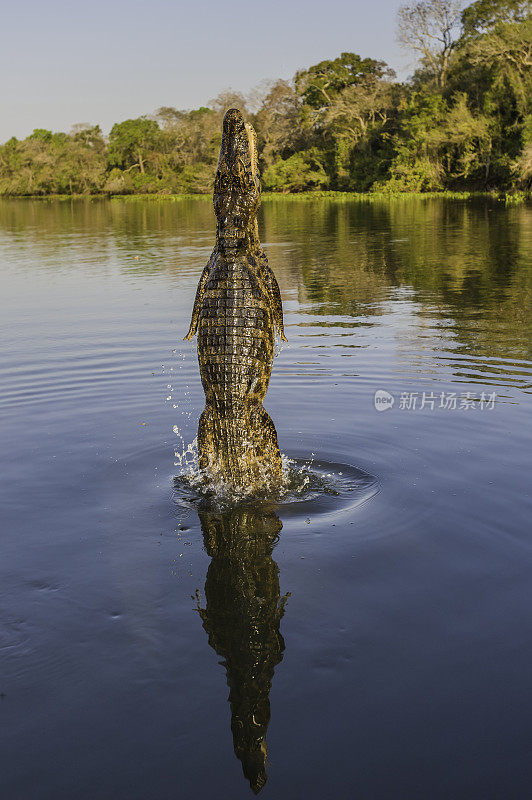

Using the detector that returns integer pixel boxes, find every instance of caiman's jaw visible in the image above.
[214,108,260,254]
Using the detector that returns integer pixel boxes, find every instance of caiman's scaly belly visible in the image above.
[185,109,286,490]
[198,258,274,417]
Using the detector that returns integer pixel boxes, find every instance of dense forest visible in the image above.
[0,0,530,196]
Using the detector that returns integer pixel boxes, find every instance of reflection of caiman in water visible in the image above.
[196,506,288,793]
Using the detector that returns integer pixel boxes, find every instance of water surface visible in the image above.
[1,197,531,799]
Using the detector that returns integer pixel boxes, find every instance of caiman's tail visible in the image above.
[198,404,282,492]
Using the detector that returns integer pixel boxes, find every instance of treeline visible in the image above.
[0,0,530,196]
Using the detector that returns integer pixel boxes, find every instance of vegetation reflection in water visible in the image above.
[0,194,530,376]
[1,195,531,797]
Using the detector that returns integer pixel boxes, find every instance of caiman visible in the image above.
[184,108,287,492]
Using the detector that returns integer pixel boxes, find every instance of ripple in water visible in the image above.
[173,432,379,520]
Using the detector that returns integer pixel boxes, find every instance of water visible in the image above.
[1,197,531,799]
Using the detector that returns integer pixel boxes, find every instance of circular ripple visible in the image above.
[279,458,379,519]
[173,456,379,523]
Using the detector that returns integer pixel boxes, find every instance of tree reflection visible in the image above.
[196,505,288,793]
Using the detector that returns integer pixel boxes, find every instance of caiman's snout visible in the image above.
[214,108,260,251]
[223,107,245,135]
[222,108,246,170]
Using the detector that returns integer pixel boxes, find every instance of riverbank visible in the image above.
[115,190,530,204]
[1,190,530,204]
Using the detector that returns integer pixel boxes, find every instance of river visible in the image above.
[1,196,531,798]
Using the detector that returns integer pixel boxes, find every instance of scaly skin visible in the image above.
[197,505,287,794]
[184,108,287,491]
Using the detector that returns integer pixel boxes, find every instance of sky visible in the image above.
[0,0,412,142]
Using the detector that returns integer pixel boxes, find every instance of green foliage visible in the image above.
[375,92,493,191]
[255,80,302,171]
[0,0,529,197]
[0,125,107,195]
[295,52,392,109]
[262,150,329,192]
[462,0,529,36]
[515,114,532,186]
[107,117,161,173]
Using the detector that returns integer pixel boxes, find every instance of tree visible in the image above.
[209,88,248,115]
[154,107,186,130]
[0,127,107,195]
[262,149,329,192]
[321,72,398,188]
[462,14,532,89]
[447,0,531,183]
[64,125,107,193]
[107,117,161,174]
[321,73,396,144]
[0,5,530,198]
[516,142,532,185]
[397,0,465,87]
[462,0,530,36]
[294,53,397,188]
[254,80,302,170]
[295,53,392,109]
[375,91,492,191]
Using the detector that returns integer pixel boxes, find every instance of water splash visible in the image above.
[169,347,377,514]
[171,435,366,511]
[173,426,199,473]
[274,332,287,359]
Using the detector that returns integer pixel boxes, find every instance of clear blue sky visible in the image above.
[0,0,411,142]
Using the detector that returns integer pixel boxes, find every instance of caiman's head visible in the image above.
[214,108,260,253]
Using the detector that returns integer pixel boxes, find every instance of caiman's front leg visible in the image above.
[183,252,215,341]
[259,251,288,342]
